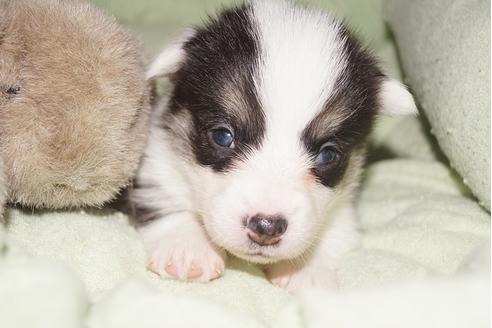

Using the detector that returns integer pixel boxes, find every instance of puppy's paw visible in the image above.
[265,261,338,293]
[147,232,226,283]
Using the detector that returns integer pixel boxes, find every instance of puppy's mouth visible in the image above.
[235,251,275,264]
[228,241,284,264]
[246,251,268,257]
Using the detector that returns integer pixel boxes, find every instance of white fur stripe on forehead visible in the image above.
[251,0,347,127]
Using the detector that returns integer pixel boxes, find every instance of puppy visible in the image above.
[131,0,416,292]
[0,0,150,216]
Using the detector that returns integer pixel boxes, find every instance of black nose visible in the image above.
[247,214,288,246]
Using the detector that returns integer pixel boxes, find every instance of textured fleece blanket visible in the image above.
[1,120,489,327]
[385,0,491,210]
[0,0,490,327]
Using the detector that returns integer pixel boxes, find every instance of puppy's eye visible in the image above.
[315,144,338,166]
[6,86,20,95]
[210,127,234,148]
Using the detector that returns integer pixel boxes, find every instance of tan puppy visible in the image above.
[0,0,151,218]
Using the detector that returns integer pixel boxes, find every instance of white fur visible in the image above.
[146,29,195,79]
[133,119,227,281]
[266,205,360,292]
[253,0,347,127]
[380,78,418,115]
[140,212,226,282]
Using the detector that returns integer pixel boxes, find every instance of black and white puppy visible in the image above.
[132,0,416,292]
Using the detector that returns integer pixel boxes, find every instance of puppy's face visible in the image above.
[152,1,415,263]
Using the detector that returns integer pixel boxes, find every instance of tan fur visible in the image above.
[0,0,151,210]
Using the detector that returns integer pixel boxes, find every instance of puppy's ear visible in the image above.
[146,29,195,80]
[379,78,418,115]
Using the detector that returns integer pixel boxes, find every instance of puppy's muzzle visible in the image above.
[246,214,288,246]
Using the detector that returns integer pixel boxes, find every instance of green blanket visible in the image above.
[385,0,491,210]
[1,142,488,327]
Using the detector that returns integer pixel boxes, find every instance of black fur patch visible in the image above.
[129,201,162,225]
[302,24,384,188]
[164,4,265,172]
[109,185,162,225]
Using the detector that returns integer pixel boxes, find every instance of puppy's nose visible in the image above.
[247,214,288,246]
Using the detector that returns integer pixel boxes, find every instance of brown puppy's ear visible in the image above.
[146,29,195,80]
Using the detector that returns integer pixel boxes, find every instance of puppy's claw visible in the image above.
[187,261,204,279]
[164,261,177,277]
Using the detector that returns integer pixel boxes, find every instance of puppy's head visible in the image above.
[149,1,416,263]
